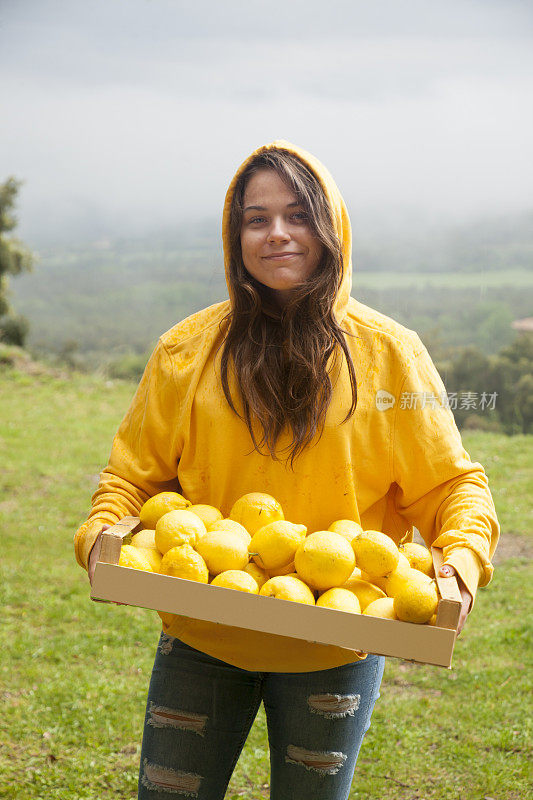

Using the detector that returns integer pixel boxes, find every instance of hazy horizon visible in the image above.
[1,0,532,245]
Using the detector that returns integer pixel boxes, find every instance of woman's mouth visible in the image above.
[262,253,302,261]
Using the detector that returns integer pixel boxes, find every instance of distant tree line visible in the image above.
[436,334,533,435]
[0,177,34,346]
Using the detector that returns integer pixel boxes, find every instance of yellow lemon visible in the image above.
[208,518,245,533]
[249,520,307,571]
[383,560,415,597]
[259,575,315,605]
[363,597,397,620]
[328,519,363,543]
[348,567,364,579]
[294,531,356,591]
[340,577,386,610]
[155,510,206,554]
[317,588,361,613]
[130,529,157,549]
[266,561,297,578]
[210,570,259,593]
[118,544,153,571]
[160,544,209,583]
[428,613,438,626]
[137,546,163,572]
[243,562,269,589]
[139,492,191,528]
[195,531,250,575]
[394,579,439,624]
[229,492,284,535]
[189,504,223,528]
[399,542,435,577]
[369,552,410,591]
[351,530,399,579]
[208,519,251,546]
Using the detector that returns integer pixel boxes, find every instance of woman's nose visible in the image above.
[267,217,291,243]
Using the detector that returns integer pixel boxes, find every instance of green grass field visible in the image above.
[1,368,531,799]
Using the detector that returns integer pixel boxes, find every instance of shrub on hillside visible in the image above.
[106,352,150,382]
[0,313,29,347]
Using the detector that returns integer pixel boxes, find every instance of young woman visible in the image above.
[75,141,499,799]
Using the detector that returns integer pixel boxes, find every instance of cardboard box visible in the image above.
[91,516,462,668]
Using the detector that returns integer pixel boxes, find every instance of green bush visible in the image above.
[106,351,150,381]
[0,313,29,347]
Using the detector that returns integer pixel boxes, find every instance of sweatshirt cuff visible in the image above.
[443,547,484,608]
[74,513,120,569]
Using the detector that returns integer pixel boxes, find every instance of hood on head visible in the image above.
[222,139,353,322]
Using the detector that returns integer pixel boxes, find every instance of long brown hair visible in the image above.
[220,148,357,465]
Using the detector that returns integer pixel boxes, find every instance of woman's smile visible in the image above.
[262,252,303,263]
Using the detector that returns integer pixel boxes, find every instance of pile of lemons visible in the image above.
[118,491,439,625]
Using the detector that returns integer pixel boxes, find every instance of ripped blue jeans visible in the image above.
[138,632,385,800]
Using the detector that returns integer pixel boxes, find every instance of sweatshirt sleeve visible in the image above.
[392,344,500,606]
[74,339,183,569]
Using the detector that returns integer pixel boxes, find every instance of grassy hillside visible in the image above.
[0,367,531,799]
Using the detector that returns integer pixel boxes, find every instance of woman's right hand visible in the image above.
[87,525,111,585]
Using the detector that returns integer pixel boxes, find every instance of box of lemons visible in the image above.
[229,492,284,535]
[155,509,206,554]
[139,491,191,529]
[133,491,442,630]
[294,531,355,591]
[248,520,307,572]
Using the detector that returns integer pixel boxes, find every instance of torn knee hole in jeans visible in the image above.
[141,759,202,796]
[147,702,208,736]
[285,745,347,775]
[307,692,360,718]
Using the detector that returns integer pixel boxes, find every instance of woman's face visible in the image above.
[240,168,324,305]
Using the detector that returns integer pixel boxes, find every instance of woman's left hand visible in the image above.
[438,564,473,638]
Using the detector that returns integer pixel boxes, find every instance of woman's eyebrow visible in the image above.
[243,201,301,213]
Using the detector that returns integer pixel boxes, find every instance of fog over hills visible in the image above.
[1,0,532,245]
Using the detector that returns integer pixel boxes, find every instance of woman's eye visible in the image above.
[292,212,308,222]
[249,216,266,224]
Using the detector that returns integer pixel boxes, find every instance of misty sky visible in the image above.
[1,0,533,243]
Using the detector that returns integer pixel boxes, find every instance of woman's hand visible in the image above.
[438,564,472,638]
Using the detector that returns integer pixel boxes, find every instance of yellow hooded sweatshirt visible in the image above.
[74,140,499,672]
